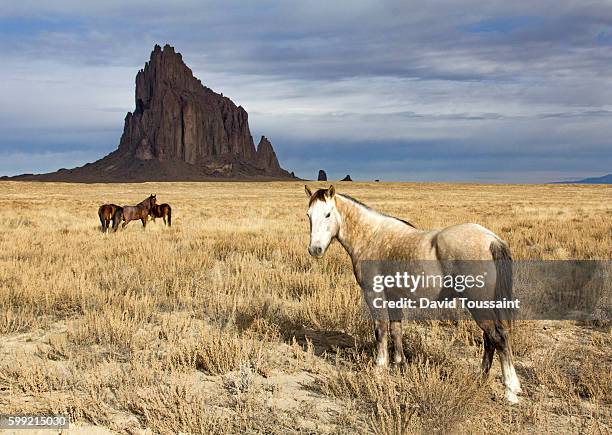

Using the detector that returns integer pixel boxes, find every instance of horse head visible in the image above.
[140,194,157,210]
[305,185,339,258]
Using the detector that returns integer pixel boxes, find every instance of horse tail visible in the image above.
[167,205,172,227]
[98,206,106,232]
[490,239,513,328]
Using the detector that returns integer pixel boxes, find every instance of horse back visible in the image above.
[150,203,171,218]
[98,204,119,219]
[434,223,502,260]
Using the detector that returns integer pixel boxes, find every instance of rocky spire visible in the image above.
[118,44,279,170]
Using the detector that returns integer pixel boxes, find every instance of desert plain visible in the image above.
[0,181,610,434]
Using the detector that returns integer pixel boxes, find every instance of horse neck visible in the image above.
[335,195,385,260]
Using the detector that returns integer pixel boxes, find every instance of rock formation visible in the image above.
[317,170,327,181]
[341,175,353,181]
[13,44,294,182]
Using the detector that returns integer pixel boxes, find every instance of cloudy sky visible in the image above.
[1,1,611,182]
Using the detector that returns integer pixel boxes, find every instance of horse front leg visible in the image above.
[389,320,405,364]
[374,320,389,366]
[362,284,390,367]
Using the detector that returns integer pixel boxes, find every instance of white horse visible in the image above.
[305,185,522,403]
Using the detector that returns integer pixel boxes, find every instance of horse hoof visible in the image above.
[392,354,405,365]
[505,390,519,404]
[375,356,389,367]
[507,378,522,394]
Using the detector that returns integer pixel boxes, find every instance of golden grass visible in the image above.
[0,180,610,434]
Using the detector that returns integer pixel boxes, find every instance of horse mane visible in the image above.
[137,196,153,207]
[308,189,329,206]
[338,193,417,229]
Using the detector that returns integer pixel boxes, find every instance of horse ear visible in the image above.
[305,185,312,198]
[327,185,335,198]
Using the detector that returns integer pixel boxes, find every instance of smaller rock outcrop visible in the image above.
[255,136,282,173]
[341,175,353,181]
[318,170,327,181]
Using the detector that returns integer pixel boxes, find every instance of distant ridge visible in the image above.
[9,44,295,182]
[552,173,612,184]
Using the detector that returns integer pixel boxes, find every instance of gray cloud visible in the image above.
[0,1,611,181]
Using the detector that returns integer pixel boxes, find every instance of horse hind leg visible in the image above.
[99,214,106,233]
[481,328,496,376]
[491,321,521,403]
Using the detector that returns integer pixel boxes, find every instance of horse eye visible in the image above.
[325,212,331,218]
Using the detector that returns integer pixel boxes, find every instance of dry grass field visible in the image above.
[0,181,610,434]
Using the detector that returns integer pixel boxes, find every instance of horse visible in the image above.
[304,185,522,403]
[120,194,157,229]
[97,204,122,233]
[150,203,172,227]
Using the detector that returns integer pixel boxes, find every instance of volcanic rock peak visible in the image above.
[119,44,286,174]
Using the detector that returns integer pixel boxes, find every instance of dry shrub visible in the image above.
[165,325,267,375]
[532,346,612,405]
[0,307,36,334]
[318,359,485,434]
[575,354,612,403]
[509,321,538,358]
[0,360,74,394]
[6,216,37,229]
[68,309,142,354]
[119,379,233,434]
[401,322,457,366]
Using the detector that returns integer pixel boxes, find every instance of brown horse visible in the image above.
[305,186,522,403]
[120,194,157,229]
[150,203,172,227]
[98,204,122,233]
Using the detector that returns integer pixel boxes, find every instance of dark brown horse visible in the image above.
[150,203,172,227]
[120,194,157,229]
[98,204,122,233]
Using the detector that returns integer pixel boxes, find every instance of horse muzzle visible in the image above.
[308,245,324,257]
